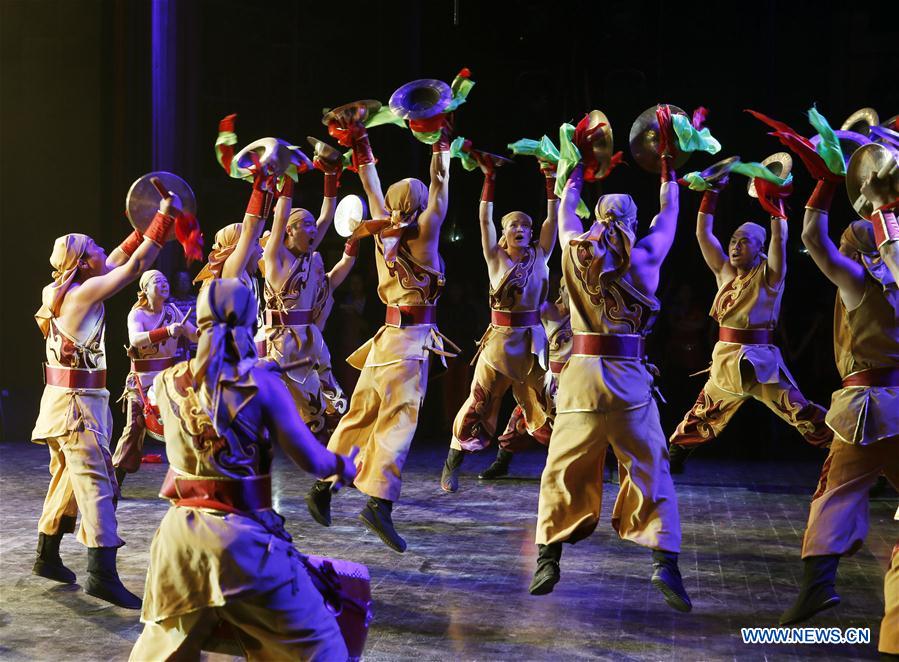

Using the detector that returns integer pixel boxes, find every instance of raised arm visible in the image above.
[263,179,293,276]
[327,239,358,290]
[223,176,269,279]
[765,215,787,287]
[311,196,337,253]
[633,178,679,267]
[260,369,356,483]
[538,164,559,258]
[558,165,586,246]
[693,188,730,280]
[417,150,451,242]
[478,163,498,261]
[862,172,899,284]
[800,181,865,307]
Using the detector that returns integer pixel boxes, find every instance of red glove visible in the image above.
[541,162,558,201]
[481,171,496,202]
[699,189,719,215]
[277,175,294,201]
[872,208,899,248]
[323,172,340,197]
[805,179,837,213]
[118,229,143,257]
[344,238,359,257]
[144,212,176,246]
[246,172,274,218]
[148,326,171,344]
[433,113,454,153]
[660,156,676,183]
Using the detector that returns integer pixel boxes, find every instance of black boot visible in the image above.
[668,444,693,475]
[779,555,841,625]
[115,467,127,489]
[85,547,142,609]
[651,550,692,612]
[359,497,406,553]
[32,532,76,584]
[305,480,332,527]
[479,449,513,480]
[529,543,562,595]
[440,449,464,493]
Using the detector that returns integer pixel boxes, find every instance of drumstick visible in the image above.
[179,308,192,325]
[150,176,170,199]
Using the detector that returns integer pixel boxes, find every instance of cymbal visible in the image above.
[748,152,792,198]
[334,195,367,238]
[389,79,452,120]
[234,138,312,177]
[809,129,870,166]
[840,107,880,136]
[321,100,382,127]
[846,142,899,219]
[307,136,343,165]
[474,149,513,169]
[699,155,741,183]
[628,104,690,174]
[585,110,615,178]
[126,171,196,242]
[869,124,899,152]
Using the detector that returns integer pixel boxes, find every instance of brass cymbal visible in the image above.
[628,104,690,174]
[585,109,615,178]
[846,142,899,219]
[234,138,312,177]
[748,152,792,198]
[699,155,741,183]
[125,171,196,242]
[306,136,343,165]
[389,79,452,120]
[840,107,880,136]
[321,100,382,127]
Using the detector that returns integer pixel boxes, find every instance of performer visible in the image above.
[483,284,572,480]
[306,106,454,553]
[261,164,356,439]
[129,279,355,661]
[112,270,197,489]
[440,157,557,492]
[779,172,899,626]
[531,119,691,611]
[668,179,832,472]
[31,187,182,609]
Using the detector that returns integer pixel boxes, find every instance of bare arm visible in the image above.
[539,197,559,258]
[310,196,337,253]
[695,210,729,277]
[263,196,291,276]
[327,251,357,290]
[417,150,451,242]
[558,167,585,246]
[260,369,354,480]
[800,207,865,307]
[766,215,787,287]
[73,238,163,306]
[105,248,130,269]
[633,180,679,267]
[359,163,387,220]
[222,214,264,279]
[480,200,498,262]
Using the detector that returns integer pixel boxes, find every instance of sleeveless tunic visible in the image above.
[123,302,181,399]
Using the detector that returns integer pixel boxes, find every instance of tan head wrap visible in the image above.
[134,269,167,310]
[841,219,895,288]
[499,211,534,250]
[570,194,637,286]
[35,233,90,338]
[193,278,259,435]
[287,208,315,227]
[194,223,242,285]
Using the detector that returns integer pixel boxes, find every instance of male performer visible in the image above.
[32,187,183,609]
[261,164,356,438]
[306,107,453,552]
[531,123,691,611]
[112,270,197,489]
[485,284,572,480]
[779,172,899,633]
[130,279,355,661]
[667,180,832,471]
[440,158,557,492]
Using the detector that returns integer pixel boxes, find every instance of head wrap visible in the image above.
[499,211,534,250]
[35,233,90,338]
[841,220,895,289]
[287,208,315,227]
[570,194,637,286]
[134,269,168,310]
[193,278,259,435]
[362,178,428,262]
[194,223,242,285]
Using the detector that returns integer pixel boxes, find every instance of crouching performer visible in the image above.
[440,156,557,492]
[531,119,691,612]
[112,270,197,489]
[32,185,184,608]
[130,279,356,661]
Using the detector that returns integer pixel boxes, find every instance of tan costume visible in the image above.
[131,280,346,661]
[801,276,899,560]
[536,236,681,552]
[313,284,349,433]
[670,259,832,448]
[112,300,181,474]
[450,246,551,453]
[262,250,333,435]
[883,533,899,655]
[326,234,449,501]
[32,234,120,549]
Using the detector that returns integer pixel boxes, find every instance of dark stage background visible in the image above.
[2,0,897,459]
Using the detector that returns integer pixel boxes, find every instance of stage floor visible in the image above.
[0,439,895,661]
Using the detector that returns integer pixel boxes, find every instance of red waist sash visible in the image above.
[718,327,774,344]
[265,309,313,326]
[572,334,645,358]
[549,360,567,374]
[385,304,436,327]
[43,364,107,389]
[131,356,177,373]
[841,367,899,388]
[159,469,272,513]
[491,310,541,327]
